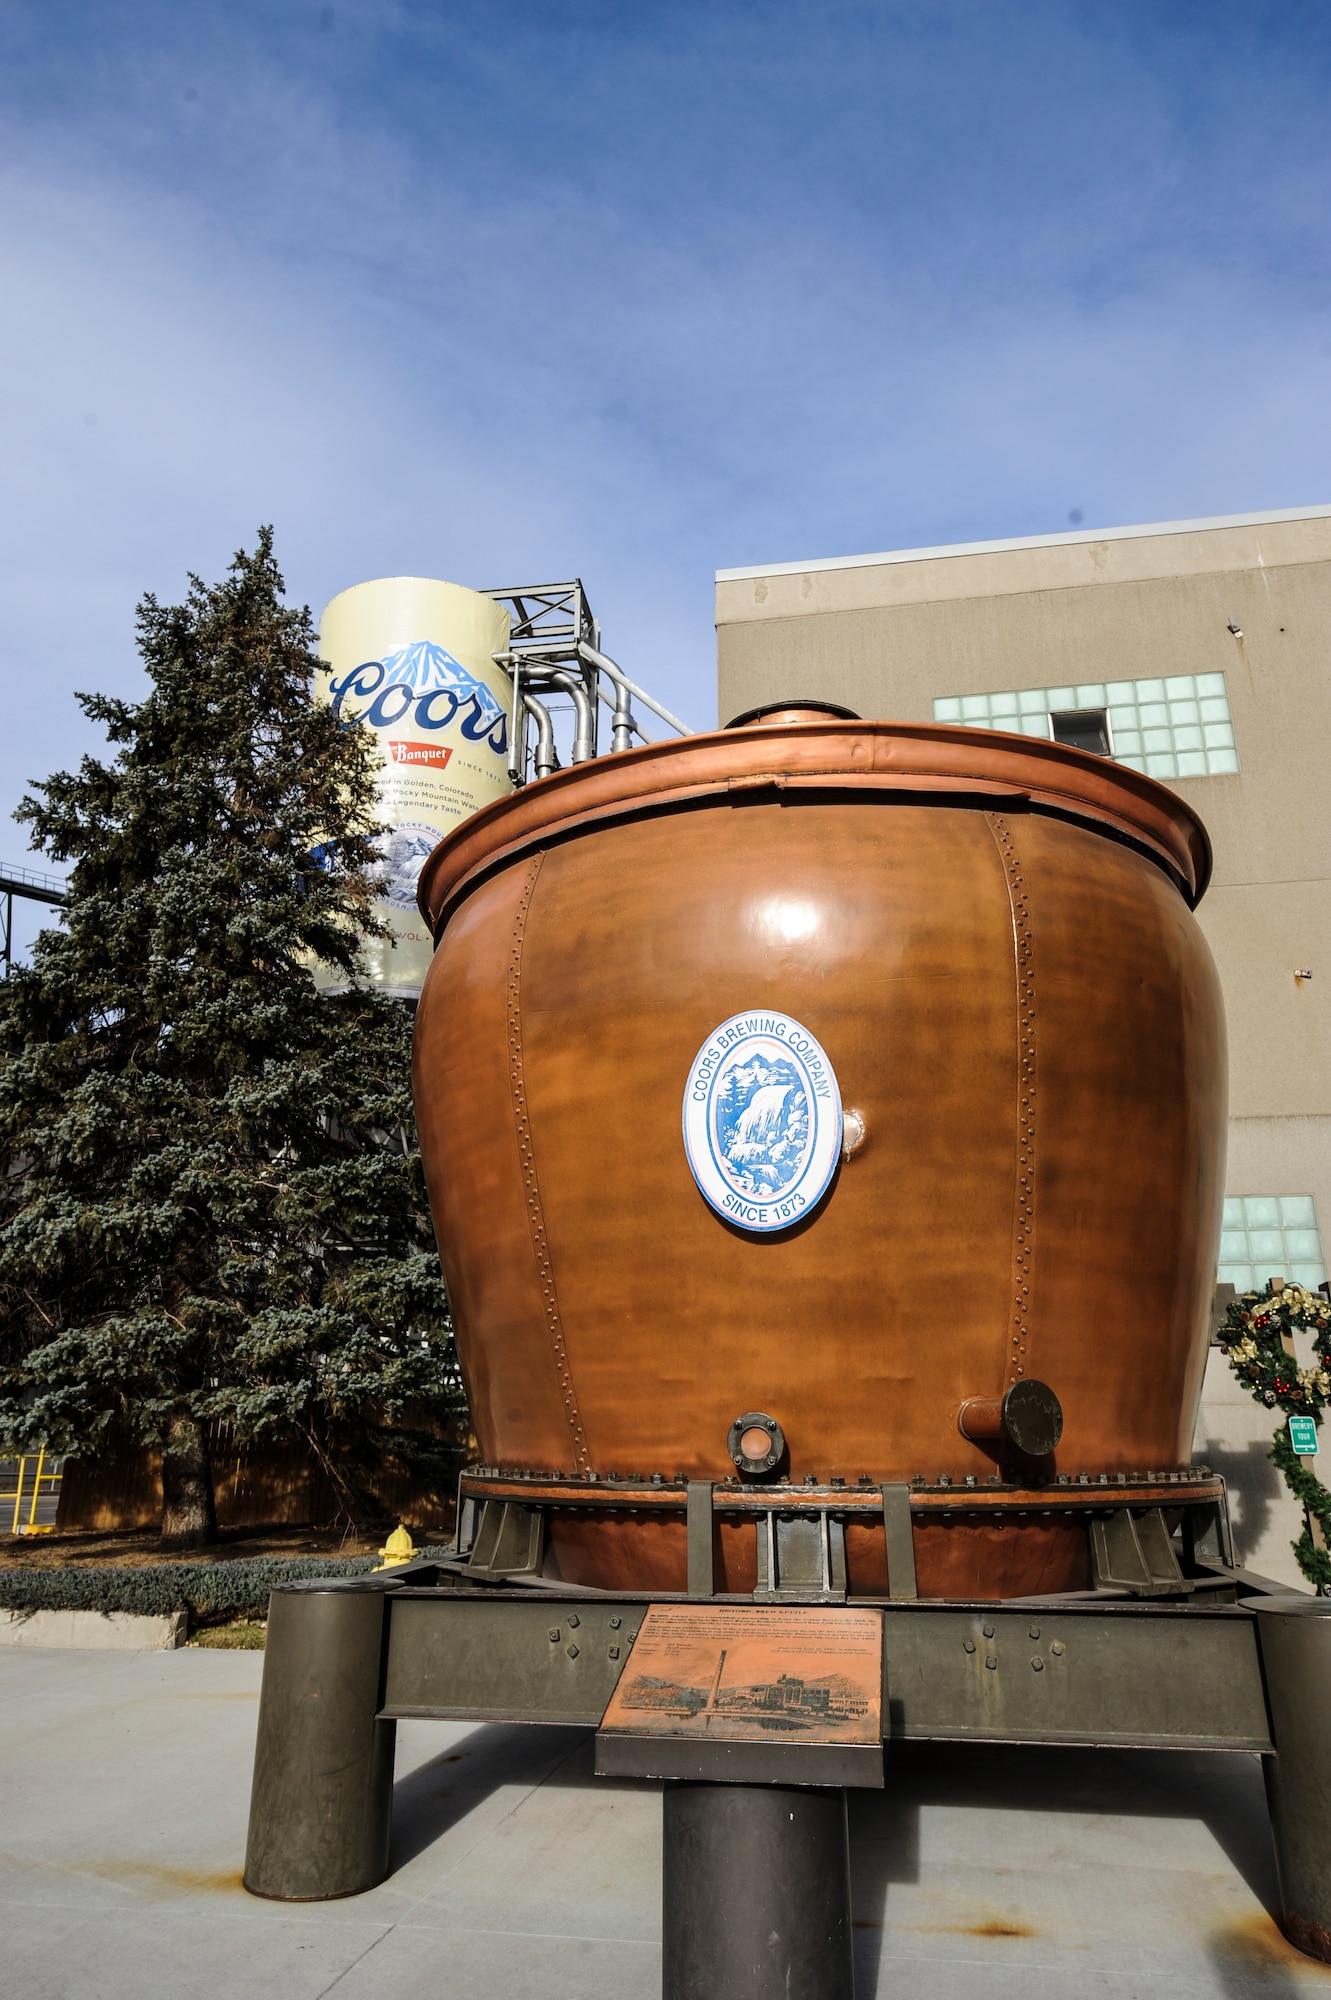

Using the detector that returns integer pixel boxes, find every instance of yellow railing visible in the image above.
[1,1447,64,1534]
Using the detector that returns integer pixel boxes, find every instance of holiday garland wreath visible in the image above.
[1219,1285,1331,1589]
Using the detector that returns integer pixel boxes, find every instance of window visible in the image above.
[934,672,1239,780]
[1049,708,1111,757]
[1217,1196,1326,1295]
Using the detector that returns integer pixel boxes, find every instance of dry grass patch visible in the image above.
[190,1621,267,1649]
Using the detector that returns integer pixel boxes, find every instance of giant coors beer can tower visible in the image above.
[411,704,1228,1600]
[317,578,513,996]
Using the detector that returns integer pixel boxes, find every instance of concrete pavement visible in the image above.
[3,1645,1331,1998]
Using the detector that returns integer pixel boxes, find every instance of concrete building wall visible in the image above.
[714,505,1331,1577]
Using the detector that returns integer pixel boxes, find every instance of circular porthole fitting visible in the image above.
[1002,1379,1063,1457]
[728,1412,785,1478]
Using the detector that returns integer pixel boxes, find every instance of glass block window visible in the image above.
[1218,1196,1327,1294]
[933,673,1239,780]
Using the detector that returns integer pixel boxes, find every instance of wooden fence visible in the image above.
[55,1421,457,1534]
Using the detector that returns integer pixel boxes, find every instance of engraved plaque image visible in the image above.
[600,1604,882,1746]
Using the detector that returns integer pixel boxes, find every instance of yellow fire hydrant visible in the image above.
[375,1523,417,1570]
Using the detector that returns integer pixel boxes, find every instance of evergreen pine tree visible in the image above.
[0,531,460,1546]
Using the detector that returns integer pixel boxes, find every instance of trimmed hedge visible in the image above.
[0,1551,451,1623]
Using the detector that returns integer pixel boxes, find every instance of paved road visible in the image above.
[2,1645,1330,1998]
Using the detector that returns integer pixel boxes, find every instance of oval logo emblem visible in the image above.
[682,1011,843,1232]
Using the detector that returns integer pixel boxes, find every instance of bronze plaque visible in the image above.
[599,1603,882,1746]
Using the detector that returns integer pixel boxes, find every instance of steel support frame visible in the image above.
[458,1475,1233,1621]
[482,579,605,782]
[0,866,67,973]
[244,1567,1331,1974]
[478,578,691,785]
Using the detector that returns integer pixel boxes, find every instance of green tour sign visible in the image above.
[1289,1414,1320,1456]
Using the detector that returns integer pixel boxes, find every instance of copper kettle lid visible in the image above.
[417,711,1213,933]
[726,698,862,729]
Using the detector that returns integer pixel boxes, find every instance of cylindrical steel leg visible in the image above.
[662,1782,853,2000]
[1256,1595,1331,1962]
[244,1582,396,1901]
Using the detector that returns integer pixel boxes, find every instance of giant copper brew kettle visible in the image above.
[413,708,1226,1599]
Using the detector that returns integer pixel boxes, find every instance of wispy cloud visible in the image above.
[1,0,1329,950]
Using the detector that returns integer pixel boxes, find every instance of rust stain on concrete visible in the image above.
[1214,1911,1331,1977]
[853,1912,1036,1940]
[67,1859,245,1897]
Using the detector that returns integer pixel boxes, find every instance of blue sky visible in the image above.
[2,1,1329,946]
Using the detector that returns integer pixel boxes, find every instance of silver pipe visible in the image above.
[500,646,652,748]
[523,692,558,780]
[601,662,637,753]
[507,657,525,786]
[594,682,655,745]
[577,643,692,736]
[549,669,597,763]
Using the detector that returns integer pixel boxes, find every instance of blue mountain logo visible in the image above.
[376,641,505,726]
